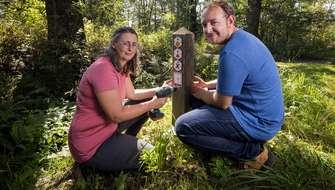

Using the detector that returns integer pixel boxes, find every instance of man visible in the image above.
[174,0,284,169]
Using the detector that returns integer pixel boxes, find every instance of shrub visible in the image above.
[134,28,173,88]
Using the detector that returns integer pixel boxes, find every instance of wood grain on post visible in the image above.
[172,27,194,125]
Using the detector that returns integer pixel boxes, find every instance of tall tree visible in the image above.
[34,0,87,97]
[189,0,199,35]
[45,0,85,43]
[176,0,199,38]
[246,0,261,37]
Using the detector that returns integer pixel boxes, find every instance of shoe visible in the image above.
[260,148,275,171]
[241,146,275,170]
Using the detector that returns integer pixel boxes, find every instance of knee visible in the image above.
[174,114,191,137]
[174,119,183,136]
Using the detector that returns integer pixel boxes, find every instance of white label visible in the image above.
[173,72,182,86]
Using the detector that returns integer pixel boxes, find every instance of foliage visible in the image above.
[279,63,335,150]
[0,99,75,189]
[134,28,173,88]
[0,0,46,101]
[2,0,46,34]
[126,0,181,32]
[83,0,125,26]
[161,12,177,29]
[227,0,249,29]
[260,0,335,60]
[194,37,220,81]
[0,0,90,100]
[174,0,200,37]
[13,39,90,100]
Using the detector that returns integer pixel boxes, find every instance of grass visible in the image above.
[5,62,335,190]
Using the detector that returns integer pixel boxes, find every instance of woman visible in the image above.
[69,26,169,172]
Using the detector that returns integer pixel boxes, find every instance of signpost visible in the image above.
[172,27,195,124]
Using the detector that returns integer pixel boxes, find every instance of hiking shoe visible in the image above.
[241,146,275,170]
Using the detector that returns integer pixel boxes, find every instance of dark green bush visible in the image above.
[194,37,220,81]
[134,29,173,88]
[0,99,75,188]
[13,40,90,100]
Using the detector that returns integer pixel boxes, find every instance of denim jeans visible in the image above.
[174,97,263,160]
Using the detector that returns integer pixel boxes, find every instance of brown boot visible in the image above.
[242,147,269,170]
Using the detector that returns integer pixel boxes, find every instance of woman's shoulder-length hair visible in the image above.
[101,26,140,75]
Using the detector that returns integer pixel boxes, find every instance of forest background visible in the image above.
[0,0,334,189]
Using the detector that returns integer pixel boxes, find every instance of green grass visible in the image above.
[4,62,335,190]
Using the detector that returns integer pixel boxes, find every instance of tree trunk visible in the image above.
[45,0,85,43]
[189,0,198,38]
[246,0,261,38]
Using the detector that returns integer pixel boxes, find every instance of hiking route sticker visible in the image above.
[174,60,182,72]
[174,36,182,48]
[174,48,182,60]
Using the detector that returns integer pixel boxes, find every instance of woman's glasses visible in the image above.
[119,41,138,50]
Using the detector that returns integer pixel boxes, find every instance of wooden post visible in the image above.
[172,27,194,125]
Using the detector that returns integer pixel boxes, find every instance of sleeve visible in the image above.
[217,52,248,96]
[88,62,119,93]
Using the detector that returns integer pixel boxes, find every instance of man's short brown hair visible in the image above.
[204,0,235,17]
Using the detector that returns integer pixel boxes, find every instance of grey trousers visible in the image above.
[83,100,151,172]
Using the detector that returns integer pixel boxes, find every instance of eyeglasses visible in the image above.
[118,41,138,50]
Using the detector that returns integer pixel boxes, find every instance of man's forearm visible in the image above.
[198,90,216,106]
[198,90,232,109]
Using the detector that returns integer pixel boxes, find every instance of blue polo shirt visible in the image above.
[217,29,284,141]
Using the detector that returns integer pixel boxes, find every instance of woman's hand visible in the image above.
[149,96,168,109]
[162,79,174,87]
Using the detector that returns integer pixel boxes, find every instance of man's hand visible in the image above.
[191,76,232,109]
[192,76,208,101]
[192,87,208,100]
[192,76,207,89]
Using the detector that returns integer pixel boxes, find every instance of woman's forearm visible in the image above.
[113,100,154,123]
[132,88,158,100]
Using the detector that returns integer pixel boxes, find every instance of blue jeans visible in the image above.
[174,97,263,160]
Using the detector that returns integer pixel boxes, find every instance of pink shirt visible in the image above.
[69,57,127,163]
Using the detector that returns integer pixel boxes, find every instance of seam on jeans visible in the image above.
[185,118,238,128]
[185,118,253,142]
[180,134,238,156]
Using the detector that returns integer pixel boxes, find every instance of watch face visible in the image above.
[174,48,182,60]
[174,36,182,48]
[174,60,182,72]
